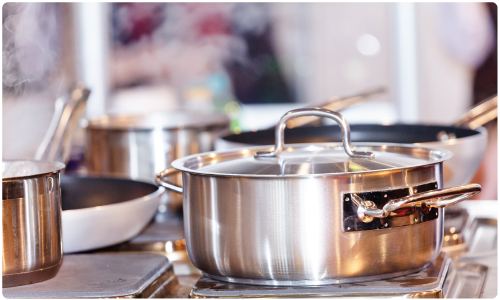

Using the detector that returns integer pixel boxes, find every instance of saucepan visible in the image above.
[84,110,231,211]
[216,95,497,188]
[156,108,481,286]
[2,84,90,287]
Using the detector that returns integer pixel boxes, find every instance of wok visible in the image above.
[61,175,164,253]
[216,95,497,187]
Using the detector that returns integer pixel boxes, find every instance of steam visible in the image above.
[3,3,60,94]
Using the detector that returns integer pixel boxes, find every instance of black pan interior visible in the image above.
[61,176,159,211]
[222,124,480,145]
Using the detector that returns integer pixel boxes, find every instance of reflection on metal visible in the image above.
[344,182,438,230]
[189,253,451,298]
[443,262,488,298]
[2,253,179,298]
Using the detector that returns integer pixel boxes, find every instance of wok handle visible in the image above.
[254,108,374,159]
[155,167,183,194]
[353,184,481,223]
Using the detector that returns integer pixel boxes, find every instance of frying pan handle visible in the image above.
[353,184,481,223]
[454,94,497,129]
[254,108,374,159]
[155,167,183,194]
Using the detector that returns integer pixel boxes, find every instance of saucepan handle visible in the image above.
[155,167,183,194]
[254,108,374,159]
[353,184,481,222]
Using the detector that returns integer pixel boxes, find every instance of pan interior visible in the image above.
[61,176,159,211]
[222,124,480,145]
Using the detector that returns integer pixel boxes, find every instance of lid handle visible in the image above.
[254,108,374,159]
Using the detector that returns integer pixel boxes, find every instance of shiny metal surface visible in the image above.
[353,184,481,222]
[34,83,90,164]
[284,86,386,129]
[85,111,230,210]
[156,153,448,284]
[2,160,64,287]
[454,94,497,130]
[254,108,373,159]
[170,143,452,176]
[190,253,451,298]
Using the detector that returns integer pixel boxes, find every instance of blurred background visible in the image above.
[2,2,497,199]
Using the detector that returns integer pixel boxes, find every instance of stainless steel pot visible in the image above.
[85,110,230,210]
[2,160,65,287]
[156,108,481,286]
[216,95,497,188]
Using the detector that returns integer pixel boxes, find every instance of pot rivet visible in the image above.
[345,197,350,202]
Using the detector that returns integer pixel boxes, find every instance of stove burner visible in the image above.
[190,253,452,298]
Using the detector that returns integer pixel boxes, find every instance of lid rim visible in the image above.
[170,142,453,178]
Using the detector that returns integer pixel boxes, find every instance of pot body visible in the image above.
[85,120,229,210]
[2,161,64,287]
[182,163,445,285]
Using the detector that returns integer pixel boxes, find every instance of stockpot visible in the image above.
[156,108,481,286]
[2,160,65,287]
[85,110,230,210]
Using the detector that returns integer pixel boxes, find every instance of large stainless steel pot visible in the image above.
[156,108,481,286]
[216,95,497,188]
[85,111,230,210]
[2,160,65,287]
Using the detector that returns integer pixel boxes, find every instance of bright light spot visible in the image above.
[165,241,173,253]
[234,127,241,134]
[357,34,380,56]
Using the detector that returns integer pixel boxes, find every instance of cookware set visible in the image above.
[2,87,490,288]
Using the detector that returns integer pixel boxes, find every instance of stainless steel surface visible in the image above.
[167,143,453,177]
[443,261,488,299]
[353,184,481,223]
[454,95,498,130]
[216,95,497,188]
[85,110,230,210]
[2,253,178,298]
[2,160,65,287]
[189,253,451,298]
[284,86,386,129]
[34,83,90,163]
[154,109,483,285]
[255,108,373,159]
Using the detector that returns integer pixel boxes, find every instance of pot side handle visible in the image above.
[155,167,183,194]
[353,184,481,223]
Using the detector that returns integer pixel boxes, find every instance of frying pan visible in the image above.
[216,95,497,188]
[61,176,164,253]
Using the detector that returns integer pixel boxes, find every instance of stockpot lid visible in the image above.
[2,160,65,180]
[172,143,453,177]
[87,110,230,131]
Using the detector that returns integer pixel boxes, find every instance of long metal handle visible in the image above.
[353,184,481,223]
[254,108,374,159]
[454,95,497,130]
[155,167,183,194]
[35,83,90,163]
[285,86,386,129]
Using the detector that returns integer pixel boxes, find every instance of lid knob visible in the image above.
[254,108,374,159]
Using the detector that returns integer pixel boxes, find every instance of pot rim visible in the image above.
[170,142,454,179]
[2,160,65,180]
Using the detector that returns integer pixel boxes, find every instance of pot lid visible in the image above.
[173,143,452,177]
[87,110,230,131]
